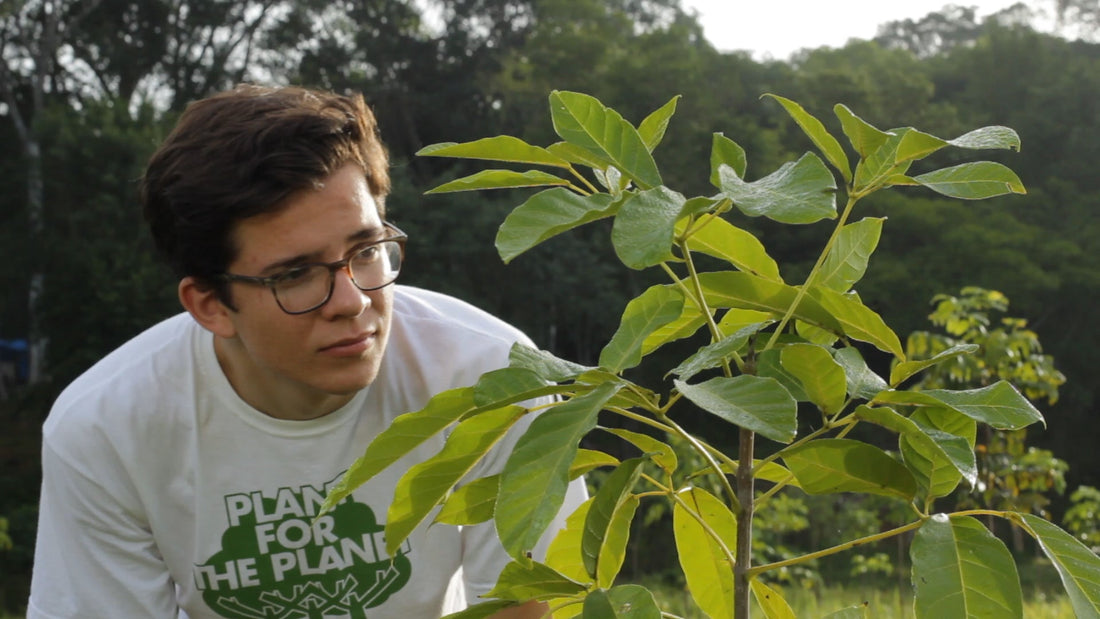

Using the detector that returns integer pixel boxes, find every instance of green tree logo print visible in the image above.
[195,482,412,618]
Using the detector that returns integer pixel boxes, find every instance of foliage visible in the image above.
[1063,486,1100,553]
[322,90,1100,618]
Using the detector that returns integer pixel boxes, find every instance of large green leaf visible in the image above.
[755,349,809,403]
[873,382,1044,430]
[599,285,684,373]
[495,188,617,263]
[441,599,517,619]
[780,343,848,416]
[387,405,526,554]
[675,375,798,443]
[833,346,889,401]
[426,169,569,194]
[948,126,1022,151]
[604,428,677,473]
[549,91,662,189]
[682,216,782,281]
[321,387,475,514]
[765,94,852,183]
[817,217,883,292]
[547,141,613,169]
[582,585,663,619]
[895,127,950,163]
[833,104,891,158]
[913,162,1026,200]
[852,130,909,191]
[1016,513,1100,617]
[695,271,842,333]
[854,405,976,496]
[782,439,917,500]
[710,133,748,186]
[435,475,498,525]
[669,320,773,382]
[545,498,593,584]
[472,367,563,408]
[485,559,589,601]
[673,487,738,619]
[911,515,1023,618]
[611,187,685,269]
[508,342,593,382]
[582,458,644,583]
[417,136,571,167]
[719,152,838,224]
[751,578,796,619]
[807,286,905,360]
[640,302,707,356]
[890,343,979,386]
[911,406,977,446]
[638,95,680,152]
[497,382,621,559]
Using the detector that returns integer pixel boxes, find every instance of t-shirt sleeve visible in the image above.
[28,441,178,618]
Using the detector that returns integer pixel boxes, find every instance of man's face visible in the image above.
[214,163,394,418]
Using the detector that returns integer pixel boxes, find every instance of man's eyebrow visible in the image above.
[258,226,385,274]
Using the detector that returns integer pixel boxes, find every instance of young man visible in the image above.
[29,85,584,618]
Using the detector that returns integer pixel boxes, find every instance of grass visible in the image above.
[637,578,1076,618]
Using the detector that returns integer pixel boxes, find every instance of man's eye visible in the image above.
[273,266,313,284]
[355,245,381,262]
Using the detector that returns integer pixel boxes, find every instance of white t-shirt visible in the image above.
[29,286,586,618]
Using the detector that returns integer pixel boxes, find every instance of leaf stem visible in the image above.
[748,518,926,577]
[659,411,740,512]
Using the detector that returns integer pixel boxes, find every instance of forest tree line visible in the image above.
[2,0,1099,608]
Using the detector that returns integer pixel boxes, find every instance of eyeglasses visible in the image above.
[219,223,407,315]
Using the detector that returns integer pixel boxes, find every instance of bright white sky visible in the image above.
[680,0,1028,59]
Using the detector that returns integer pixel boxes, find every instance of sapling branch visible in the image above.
[659,410,740,512]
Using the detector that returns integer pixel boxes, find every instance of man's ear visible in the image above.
[179,277,236,339]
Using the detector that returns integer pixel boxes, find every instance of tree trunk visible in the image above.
[734,428,755,619]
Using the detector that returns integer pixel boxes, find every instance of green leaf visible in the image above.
[583,585,663,619]
[426,169,569,194]
[441,599,517,619]
[638,95,680,152]
[896,128,949,163]
[808,286,905,360]
[582,458,644,582]
[435,475,498,525]
[873,382,1044,430]
[682,216,782,281]
[571,448,622,477]
[472,367,560,408]
[854,405,976,493]
[817,217,884,292]
[641,301,707,356]
[823,603,870,619]
[890,343,979,386]
[710,132,748,185]
[948,126,1021,151]
[912,406,977,446]
[675,375,798,443]
[695,272,842,333]
[670,320,772,382]
[719,152,838,225]
[780,343,848,416]
[497,382,621,560]
[545,498,593,584]
[911,515,1023,618]
[599,285,685,373]
[783,438,917,499]
[765,94,852,183]
[755,349,809,403]
[751,578,797,619]
[387,406,526,554]
[833,104,890,158]
[508,342,593,382]
[549,91,662,189]
[1016,513,1100,617]
[547,141,613,169]
[833,346,889,400]
[852,130,909,191]
[674,487,737,619]
[485,559,588,601]
[611,186,685,269]
[913,162,1027,200]
[604,427,677,473]
[321,387,475,515]
[417,136,571,167]
[496,188,618,263]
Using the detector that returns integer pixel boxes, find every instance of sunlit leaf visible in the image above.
[911,515,1023,618]
[545,498,593,584]
[913,162,1026,200]
[755,349,809,403]
[895,128,949,163]
[675,375,798,443]
[1016,513,1100,617]
[682,216,782,281]
[719,152,838,224]
[496,188,618,263]
[710,133,748,186]
[817,217,883,292]
[823,603,870,619]
[674,487,737,619]
[873,382,1044,430]
[808,286,905,360]
[582,458,644,582]
[890,343,979,386]
[497,383,621,559]
[435,475,498,525]
[669,321,773,382]
[765,93,851,183]
[583,585,663,619]
[441,599,517,619]
[599,285,684,373]
[751,578,796,619]
[417,136,571,167]
[472,367,561,408]
[387,406,526,554]
[783,439,917,499]
[854,405,976,495]
[638,95,680,152]
[852,130,908,190]
[833,346,889,401]
[485,559,589,601]
[549,91,662,189]
[780,343,848,416]
[949,126,1021,151]
[604,428,677,473]
[695,271,842,333]
[508,342,593,382]
[611,186,685,269]
[547,141,611,169]
[833,104,890,158]
[426,169,569,194]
